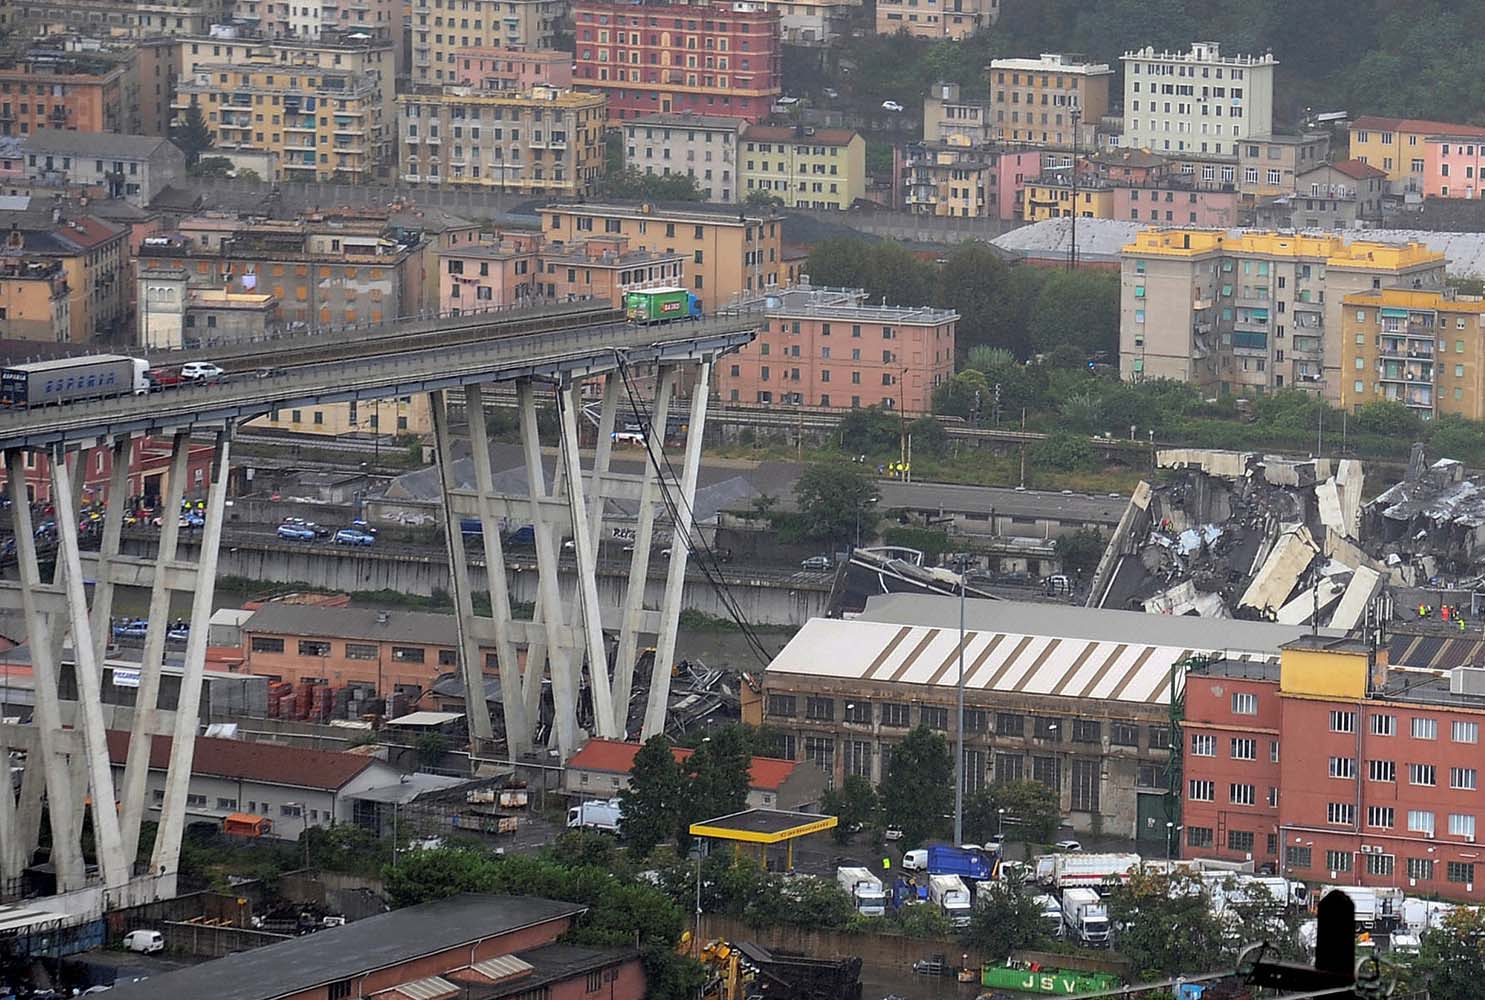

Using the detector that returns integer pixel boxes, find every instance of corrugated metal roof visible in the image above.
[469,954,535,982]
[388,975,458,1000]
[766,617,1250,705]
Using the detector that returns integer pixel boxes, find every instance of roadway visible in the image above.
[0,308,760,451]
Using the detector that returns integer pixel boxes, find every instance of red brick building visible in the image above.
[573,0,782,122]
[1183,635,1485,903]
[0,436,217,505]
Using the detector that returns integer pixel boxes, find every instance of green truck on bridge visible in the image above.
[625,287,702,324]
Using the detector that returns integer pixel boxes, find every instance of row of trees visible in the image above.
[804,239,1119,364]
[620,729,755,856]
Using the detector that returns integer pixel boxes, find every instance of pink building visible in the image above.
[438,231,685,313]
[992,149,1043,222]
[438,232,542,314]
[1424,134,1485,200]
[1115,183,1240,226]
[451,46,574,90]
[720,284,956,411]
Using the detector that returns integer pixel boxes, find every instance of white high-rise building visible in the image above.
[1121,42,1276,161]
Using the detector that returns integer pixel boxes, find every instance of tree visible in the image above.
[962,879,1047,960]
[236,167,262,183]
[620,735,685,857]
[964,781,1061,847]
[745,188,784,208]
[1354,399,1421,438]
[906,415,949,457]
[879,725,952,846]
[191,155,234,178]
[820,774,879,844]
[805,237,936,307]
[1103,869,1228,978]
[932,369,990,421]
[1027,270,1120,360]
[677,726,752,849]
[935,243,1015,358]
[171,103,214,166]
[1055,528,1105,581]
[838,404,900,455]
[603,165,707,202]
[793,462,880,548]
[1404,904,1485,1000]
[1032,433,1096,472]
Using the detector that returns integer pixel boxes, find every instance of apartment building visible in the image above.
[536,235,688,304]
[988,53,1112,150]
[1023,174,1114,222]
[739,125,864,210]
[174,62,386,183]
[572,0,782,123]
[539,201,781,310]
[137,267,278,347]
[232,0,401,55]
[135,37,178,136]
[1184,637,1485,904]
[923,81,991,145]
[1340,289,1485,422]
[623,112,745,203]
[1236,131,1331,199]
[1115,183,1238,227]
[6,0,227,37]
[1253,159,1387,231]
[409,0,567,83]
[0,57,129,136]
[1121,42,1277,159]
[753,0,859,46]
[0,259,70,342]
[720,283,955,410]
[1120,229,1446,399]
[451,47,573,90]
[137,219,428,330]
[14,129,185,206]
[4,213,127,342]
[1422,134,1485,201]
[398,85,607,196]
[875,0,996,40]
[898,143,1040,220]
[1350,116,1485,196]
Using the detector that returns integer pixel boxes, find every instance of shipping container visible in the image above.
[625,287,701,324]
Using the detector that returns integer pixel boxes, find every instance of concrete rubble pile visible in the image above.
[1086,448,1381,629]
[1363,446,1485,588]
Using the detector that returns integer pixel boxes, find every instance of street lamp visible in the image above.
[855,495,879,550]
[1165,821,1181,861]
[997,807,1006,839]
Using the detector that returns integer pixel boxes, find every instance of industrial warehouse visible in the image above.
[747,594,1328,841]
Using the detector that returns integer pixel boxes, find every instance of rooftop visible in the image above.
[625,111,746,130]
[101,895,587,1000]
[689,808,837,843]
[20,129,182,160]
[1352,115,1485,139]
[1188,657,1282,683]
[543,200,781,225]
[1122,42,1277,66]
[872,481,1128,523]
[738,284,957,325]
[1315,159,1387,182]
[1342,288,1485,314]
[989,53,1113,74]
[566,738,803,790]
[742,125,859,146]
[103,731,382,791]
[243,604,460,646]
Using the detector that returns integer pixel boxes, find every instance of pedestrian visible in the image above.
[882,856,891,872]
[1419,603,1428,619]
[1460,618,1468,634]
[1444,605,1452,623]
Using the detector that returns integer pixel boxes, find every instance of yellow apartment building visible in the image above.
[538,202,783,311]
[739,125,865,210]
[1022,176,1114,221]
[1349,115,1485,194]
[1121,229,1446,399]
[397,85,607,196]
[1341,289,1485,422]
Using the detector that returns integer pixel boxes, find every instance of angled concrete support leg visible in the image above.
[520,381,578,757]
[643,361,711,740]
[559,381,615,738]
[88,437,134,667]
[119,432,189,860]
[6,449,82,890]
[150,429,231,878]
[465,384,527,755]
[431,389,497,749]
[50,449,128,887]
[613,365,675,736]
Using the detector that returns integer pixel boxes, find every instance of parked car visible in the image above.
[166,624,190,641]
[333,528,376,546]
[1054,839,1083,852]
[350,519,378,535]
[881,100,905,112]
[276,523,317,541]
[112,619,149,639]
[123,929,164,954]
[911,955,953,976]
[180,361,225,382]
[801,554,834,571]
[823,87,839,99]
[282,517,329,537]
[884,826,904,841]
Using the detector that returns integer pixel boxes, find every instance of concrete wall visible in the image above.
[121,537,831,625]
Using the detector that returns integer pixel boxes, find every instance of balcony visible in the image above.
[1378,361,1434,383]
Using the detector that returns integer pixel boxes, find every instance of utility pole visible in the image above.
[954,576,966,846]
[1068,102,1082,271]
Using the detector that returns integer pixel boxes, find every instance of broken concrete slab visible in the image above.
[1276,576,1347,625]
[1329,565,1384,633]
[1239,524,1318,615]
[1156,448,1256,479]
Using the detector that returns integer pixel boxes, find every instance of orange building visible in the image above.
[0,61,128,135]
[720,283,957,411]
[0,258,69,342]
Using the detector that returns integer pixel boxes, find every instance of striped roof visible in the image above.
[766,618,1277,705]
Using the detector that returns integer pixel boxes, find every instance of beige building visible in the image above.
[253,395,432,438]
[1121,229,1446,399]
[409,0,565,84]
[875,0,996,40]
[754,0,860,46]
[0,258,70,342]
[6,0,226,37]
[923,81,991,145]
[1121,42,1277,160]
[231,0,403,77]
[175,32,397,179]
[539,202,782,311]
[1341,289,1485,422]
[988,53,1112,150]
[397,85,607,196]
[740,125,866,211]
[1236,131,1331,199]
[137,267,278,348]
[623,112,745,203]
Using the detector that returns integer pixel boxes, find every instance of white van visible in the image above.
[123,929,164,954]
